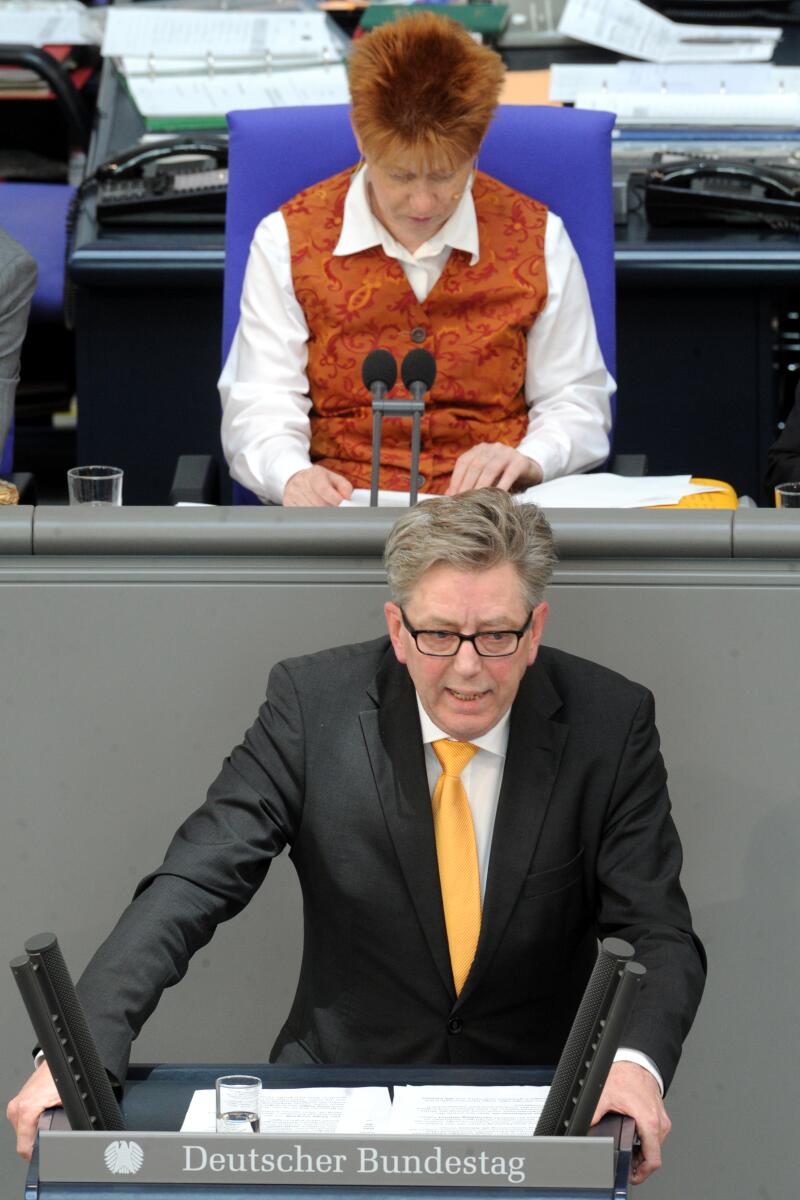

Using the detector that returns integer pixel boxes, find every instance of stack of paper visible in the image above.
[551,62,800,127]
[0,0,104,47]
[340,476,727,509]
[181,1085,550,1136]
[557,0,781,64]
[101,8,350,130]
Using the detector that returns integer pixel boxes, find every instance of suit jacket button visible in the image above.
[447,1018,463,1035]
[410,326,426,343]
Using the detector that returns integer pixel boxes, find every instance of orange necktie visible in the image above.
[431,739,481,994]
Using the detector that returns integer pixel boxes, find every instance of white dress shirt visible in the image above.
[219,166,615,504]
[416,696,664,1095]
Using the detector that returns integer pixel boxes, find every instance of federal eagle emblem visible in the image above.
[103,1139,144,1175]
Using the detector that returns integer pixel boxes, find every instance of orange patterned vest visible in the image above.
[281,169,548,493]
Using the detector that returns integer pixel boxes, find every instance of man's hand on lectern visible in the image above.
[591,1061,671,1185]
[6,1060,61,1160]
[283,465,354,506]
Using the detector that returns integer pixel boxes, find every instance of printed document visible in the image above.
[550,63,800,101]
[558,0,781,63]
[387,1086,549,1136]
[102,9,345,64]
[181,1085,549,1135]
[124,64,350,121]
[182,1087,393,1135]
[1,1,103,46]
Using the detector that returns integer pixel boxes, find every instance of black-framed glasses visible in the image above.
[400,609,533,658]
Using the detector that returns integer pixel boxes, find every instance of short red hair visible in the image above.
[348,13,505,169]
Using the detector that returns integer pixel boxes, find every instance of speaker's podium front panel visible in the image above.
[28,1065,634,1199]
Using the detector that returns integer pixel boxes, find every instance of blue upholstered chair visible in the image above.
[223,103,617,505]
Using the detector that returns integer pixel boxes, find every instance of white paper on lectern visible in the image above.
[181,1084,549,1136]
[519,474,726,508]
[181,1087,393,1134]
[387,1086,549,1137]
[340,476,726,509]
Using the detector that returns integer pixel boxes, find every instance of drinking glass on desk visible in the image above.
[775,481,800,508]
[216,1075,261,1133]
[67,465,123,506]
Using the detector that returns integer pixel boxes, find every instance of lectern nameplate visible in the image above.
[39,1131,615,1189]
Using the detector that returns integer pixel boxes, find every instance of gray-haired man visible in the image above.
[8,489,705,1182]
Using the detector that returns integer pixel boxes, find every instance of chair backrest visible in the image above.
[224,104,616,502]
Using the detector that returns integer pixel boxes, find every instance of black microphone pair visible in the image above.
[362,347,436,404]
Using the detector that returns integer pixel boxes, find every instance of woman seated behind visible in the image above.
[219,12,614,506]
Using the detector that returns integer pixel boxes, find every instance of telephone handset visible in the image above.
[644,155,800,231]
[94,136,228,226]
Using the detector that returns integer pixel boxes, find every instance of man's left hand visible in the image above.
[446,444,543,495]
[591,1061,671,1185]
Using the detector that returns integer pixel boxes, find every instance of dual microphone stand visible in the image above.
[362,348,436,507]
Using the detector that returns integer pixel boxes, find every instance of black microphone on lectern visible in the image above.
[401,348,436,403]
[361,348,398,401]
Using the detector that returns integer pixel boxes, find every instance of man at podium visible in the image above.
[8,491,704,1182]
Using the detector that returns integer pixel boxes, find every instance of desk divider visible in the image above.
[2,505,798,558]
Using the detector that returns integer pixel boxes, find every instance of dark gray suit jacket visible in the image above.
[77,638,705,1091]
[0,228,37,453]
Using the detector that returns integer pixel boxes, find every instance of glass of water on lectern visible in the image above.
[216,1075,261,1132]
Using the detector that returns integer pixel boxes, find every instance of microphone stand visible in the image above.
[369,395,425,507]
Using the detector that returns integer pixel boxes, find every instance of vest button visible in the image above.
[417,474,426,487]
[410,326,426,343]
[447,1018,463,1035]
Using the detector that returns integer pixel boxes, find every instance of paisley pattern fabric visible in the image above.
[282,169,548,493]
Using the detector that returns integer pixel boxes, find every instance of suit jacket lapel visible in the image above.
[359,650,454,997]
[458,657,568,1006]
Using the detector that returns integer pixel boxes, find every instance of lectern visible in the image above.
[28,1064,634,1199]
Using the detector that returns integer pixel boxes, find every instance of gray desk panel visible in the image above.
[732,506,800,558]
[0,506,33,555]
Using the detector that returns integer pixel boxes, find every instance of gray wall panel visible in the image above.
[1,561,798,1200]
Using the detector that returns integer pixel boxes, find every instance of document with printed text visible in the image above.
[181,1085,549,1135]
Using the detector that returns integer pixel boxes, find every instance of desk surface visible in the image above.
[28,1064,633,1200]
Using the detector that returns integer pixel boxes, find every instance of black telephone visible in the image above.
[94,136,228,226]
[644,154,800,231]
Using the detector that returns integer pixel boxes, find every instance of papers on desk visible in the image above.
[341,476,727,509]
[552,63,800,127]
[1,0,104,47]
[557,0,781,63]
[387,1086,548,1137]
[519,474,726,508]
[102,8,350,129]
[551,63,800,101]
[123,65,349,127]
[578,92,800,128]
[181,1085,549,1135]
[102,9,346,66]
[182,1087,393,1135]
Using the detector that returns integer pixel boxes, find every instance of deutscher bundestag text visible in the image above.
[182,1143,526,1183]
